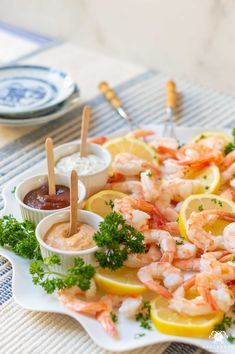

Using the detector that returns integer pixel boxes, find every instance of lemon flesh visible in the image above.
[179,194,235,238]
[151,296,224,338]
[103,137,158,166]
[95,267,147,296]
[192,131,231,146]
[84,190,126,218]
[185,165,221,194]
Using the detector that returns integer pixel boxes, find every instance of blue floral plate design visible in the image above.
[0,65,76,116]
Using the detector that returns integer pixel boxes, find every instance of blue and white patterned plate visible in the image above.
[0,65,76,115]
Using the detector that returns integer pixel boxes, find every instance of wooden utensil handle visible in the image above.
[166,80,177,109]
[98,81,122,108]
[68,170,78,237]
[80,106,91,158]
[45,137,56,195]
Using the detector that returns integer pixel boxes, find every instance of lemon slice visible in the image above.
[103,137,158,166]
[179,194,235,238]
[192,131,231,145]
[94,267,147,296]
[185,165,221,194]
[151,296,224,338]
[84,190,126,218]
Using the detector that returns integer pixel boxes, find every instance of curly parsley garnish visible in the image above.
[224,128,235,155]
[0,215,40,260]
[135,301,152,330]
[11,186,16,193]
[110,311,118,323]
[93,212,145,270]
[30,255,95,294]
[176,237,184,246]
[105,199,114,209]
[198,204,204,212]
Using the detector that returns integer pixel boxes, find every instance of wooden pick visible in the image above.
[80,105,91,157]
[68,170,78,237]
[45,137,56,195]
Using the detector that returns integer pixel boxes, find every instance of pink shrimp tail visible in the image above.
[145,281,172,299]
[96,311,119,338]
[197,286,218,311]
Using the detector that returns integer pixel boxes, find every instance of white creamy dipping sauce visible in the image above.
[56,152,106,175]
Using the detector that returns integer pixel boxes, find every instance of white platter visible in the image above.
[0,124,234,353]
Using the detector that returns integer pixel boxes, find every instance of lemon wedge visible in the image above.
[185,165,221,194]
[103,137,158,166]
[84,190,126,218]
[151,296,224,338]
[179,194,235,238]
[94,267,147,296]
[192,131,231,146]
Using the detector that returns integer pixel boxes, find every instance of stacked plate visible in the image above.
[0,65,80,127]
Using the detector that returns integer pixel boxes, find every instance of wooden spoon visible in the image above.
[45,137,56,195]
[68,170,78,237]
[80,105,91,157]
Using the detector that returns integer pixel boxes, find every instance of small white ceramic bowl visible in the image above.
[15,173,86,225]
[54,142,111,197]
[36,209,103,271]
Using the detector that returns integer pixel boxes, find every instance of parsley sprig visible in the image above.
[224,128,235,155]
[30,255,95,294]
[0,215,41,260]
[135,301,152,330]
[93,212,145,270]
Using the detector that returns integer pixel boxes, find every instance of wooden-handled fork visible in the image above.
[98,81,139,130]
[163,80,177,138]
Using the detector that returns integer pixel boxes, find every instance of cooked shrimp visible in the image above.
[96,295,123,338]
[196,135,226,152]
[114,196,165,231]
[150,137,178,162]
[112,153,160,177]
[223,222,235,253]
[173,257,201,272]
[169,283,216,316]
[124,244,161,268]
[140,170,159,203]
[58,279,96,300]
[114,196,150,231]
[161,221,180,236]
[174,238,197,259]
[195,272,234,312]
[200,251,235,281]
[143,230,176,263]
[118,296,143,318]
[222,150,235,169]
[137,262,184,299]
[221,162,235,185]
[176,143,222,167]
[187,209,235,251]
[220,186,235,201]
[58,292,107,314]
[105,180,144,199]
[155,178,202,221]
[126,129,155,139]
[150,137,178,151]
[88,136,108,145]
